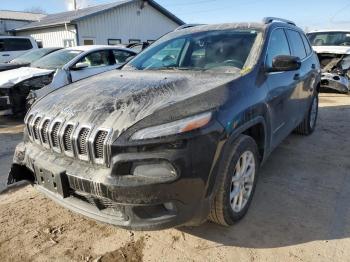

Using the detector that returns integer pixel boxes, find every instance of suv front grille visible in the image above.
[33,117,41,140]
[63,125,74,151]
[51,122,61,148]
[41,120,50,144]
[26,114,111,166]
[77,128,90,155]
[94,130,108,159]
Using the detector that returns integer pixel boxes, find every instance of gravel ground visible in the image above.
[0,93,349,262]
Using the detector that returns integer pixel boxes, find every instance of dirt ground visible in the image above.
[0,93,350,262]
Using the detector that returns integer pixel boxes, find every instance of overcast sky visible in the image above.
[2,0,350,31]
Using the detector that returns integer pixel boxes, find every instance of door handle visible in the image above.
[311,64,316,69]
[294,73,300,80]
[2,54,10,57]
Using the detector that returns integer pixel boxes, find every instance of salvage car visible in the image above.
[308,30,350,93]
[0,45,137,115]
[0,36,38,63]
[9,18,320,230]
[0,47,61,72]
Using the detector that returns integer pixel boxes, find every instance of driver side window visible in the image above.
[266,29,291,68]
[77,50,111,68]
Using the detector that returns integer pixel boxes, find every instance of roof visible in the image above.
[66,45,137,53]
[308,29,350,34]
[0,10,45,21]
[12,0,184,32]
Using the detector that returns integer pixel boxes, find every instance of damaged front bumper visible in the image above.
[0,88,12,115]
[8,129,222,230]
[321,73,350,93]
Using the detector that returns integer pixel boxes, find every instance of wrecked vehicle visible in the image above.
[307,30,350,93]
[0,46,137,115]
[0,47,61,72]
[9,17,320,230]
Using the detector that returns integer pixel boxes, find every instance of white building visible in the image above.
[0,10,45,35]
[11,0,184,48]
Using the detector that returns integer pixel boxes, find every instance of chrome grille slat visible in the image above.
[51,122,61,148]
[63,125,74,152]
[33,117,41,140]
[41,120,50,144]
[94,130,108,159]
[77,128,89,155]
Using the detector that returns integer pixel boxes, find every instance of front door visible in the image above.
[265,28,299,149]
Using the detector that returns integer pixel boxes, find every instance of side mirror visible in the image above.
[71,62,89,71]
[271,55,301,72]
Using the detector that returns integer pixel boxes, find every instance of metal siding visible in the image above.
[16,26,77,47]
[77,1,179,45]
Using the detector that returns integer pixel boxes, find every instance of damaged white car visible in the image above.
[0,45,137,115]
[307,30,350,93]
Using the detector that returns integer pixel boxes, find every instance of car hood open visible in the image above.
[0,67,54,88]
[30,70,240,139]
[313,45,350,55]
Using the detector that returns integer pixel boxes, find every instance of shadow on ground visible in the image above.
[181,104,350,248]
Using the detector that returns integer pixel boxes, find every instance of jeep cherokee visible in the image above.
[8,17,321,230]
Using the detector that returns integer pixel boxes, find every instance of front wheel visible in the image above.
[209,135,259,226]
[295,93,319,136]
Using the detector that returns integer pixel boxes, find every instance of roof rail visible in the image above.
[175,24,205,31]
[263,17,296,26]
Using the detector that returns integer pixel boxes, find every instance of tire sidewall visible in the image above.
[221,136,259,224]
[307,93,319,132]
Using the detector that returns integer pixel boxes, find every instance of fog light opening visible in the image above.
[133,161,177,180]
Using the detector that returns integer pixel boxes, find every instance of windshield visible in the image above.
[31,49,82,70]
[307,32,350,46]
[126,29,262,73]
[10,48,59,64]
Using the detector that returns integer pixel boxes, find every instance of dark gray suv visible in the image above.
[9,17,321,230]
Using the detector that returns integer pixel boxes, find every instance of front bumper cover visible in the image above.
[9,127,223,230]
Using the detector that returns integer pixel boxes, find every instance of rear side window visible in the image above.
[0,39,4,51]
[286,30,307,59]
[266,28,291,68]
[4,38,33,51]
[301,33,312,56]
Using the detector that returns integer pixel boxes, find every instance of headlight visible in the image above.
[131,112,212,140]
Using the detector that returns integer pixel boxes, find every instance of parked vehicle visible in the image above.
[9,18,320,230]
[307,30,350,93]
[0,45,137,115]
[0,36,38,63]
[0,47,61,72]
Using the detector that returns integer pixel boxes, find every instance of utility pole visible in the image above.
[73,0,77,10]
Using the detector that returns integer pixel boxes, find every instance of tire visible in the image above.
[295,93,319,136]
[209,135,259,226]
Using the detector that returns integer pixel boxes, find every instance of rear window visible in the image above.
[286,30,307,59]
[0,38,33,51]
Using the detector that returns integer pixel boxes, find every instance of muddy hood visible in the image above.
[0,67,54,89]
[313,46,350,55]
[30,70,238,138]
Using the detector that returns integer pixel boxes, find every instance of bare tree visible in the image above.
[23,7,47,14]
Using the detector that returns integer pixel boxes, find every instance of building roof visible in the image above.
[12,0,184,32]
[0,10,46,21]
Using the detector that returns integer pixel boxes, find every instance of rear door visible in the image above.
[70,50,118,82]
[285,29,315,124]
[265,28,299,149]
[0,38,35,63]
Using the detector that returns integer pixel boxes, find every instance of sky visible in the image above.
[2,0,350,31]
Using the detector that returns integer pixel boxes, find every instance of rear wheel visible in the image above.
[209,135,259,226]
[295,93,318,136]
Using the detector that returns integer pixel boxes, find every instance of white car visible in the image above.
[0,45,137,115]
[307,30,350,93]
[0,36,38,63]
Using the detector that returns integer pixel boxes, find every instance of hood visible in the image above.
[313,45,350,55]
[0,67,54,88]
[30,70,239,139]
